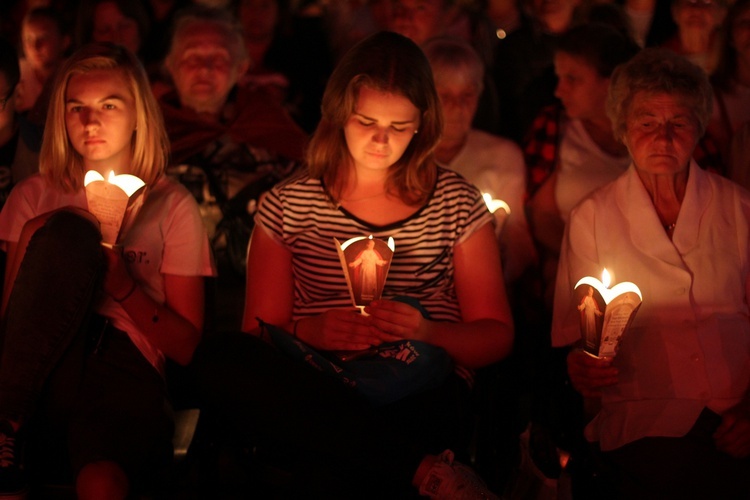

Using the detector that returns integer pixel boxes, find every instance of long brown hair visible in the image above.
[306,31,443,205]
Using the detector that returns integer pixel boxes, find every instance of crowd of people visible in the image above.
[0,0,748,498]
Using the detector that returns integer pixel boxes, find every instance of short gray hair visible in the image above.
[606,48,713,140]
[166,6,247,67]
[422,36,484,92]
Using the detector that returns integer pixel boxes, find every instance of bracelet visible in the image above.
[114,281,137,303]
[292,320,300,339]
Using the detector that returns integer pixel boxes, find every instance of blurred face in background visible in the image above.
[0,73,16,132]
[671,0,725,33]
[732,5,750,70]
[22,16,69,72]
[433,65,480,145]
[389,0,454,45]
[554,52,610,122]
[92,1,141,54]
[238,0,278,42]
[529,0,580,33]
[167,23,248,117]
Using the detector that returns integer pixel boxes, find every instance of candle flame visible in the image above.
[482,193,510,215]
[602,268,611,288]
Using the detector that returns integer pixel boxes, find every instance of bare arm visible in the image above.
[103,247,204,366]
[242,224,295,333]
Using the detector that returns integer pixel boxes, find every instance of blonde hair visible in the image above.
[307,31,443,205]
[40,42,169,192]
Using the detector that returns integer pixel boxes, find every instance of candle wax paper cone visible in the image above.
[84,171,147,245]
[574,277,642,358]
[335,236,394,307]
[117,185,147,242]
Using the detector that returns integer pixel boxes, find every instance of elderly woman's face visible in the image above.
[168,24,245,115]
[623,91,700,176]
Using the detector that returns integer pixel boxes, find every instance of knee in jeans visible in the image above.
[43,209,101,246]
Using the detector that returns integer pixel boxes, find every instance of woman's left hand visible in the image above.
[364,300,429,341]
[101,245,136,301]
[714,401,750,458]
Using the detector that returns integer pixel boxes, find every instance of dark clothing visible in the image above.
[491,20,560,143]
[603,408,750,500]
[192,331,472,498]
[159,86,308,166]
[0,128,18,209]
[0,211,173,490]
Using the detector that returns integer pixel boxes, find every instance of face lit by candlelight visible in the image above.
[343,86,420,174]
[65,68,137,175]
[623,92,700,177]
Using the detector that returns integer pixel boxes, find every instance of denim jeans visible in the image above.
[0,210,173,489]
[0,210,104,422]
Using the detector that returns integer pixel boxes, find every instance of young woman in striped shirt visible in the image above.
[195,31,513,499]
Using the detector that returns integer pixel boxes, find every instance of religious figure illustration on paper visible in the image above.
[349,238,387,302]
[335,235,395,307]
[574,271,642,358]
[578,285,604,352]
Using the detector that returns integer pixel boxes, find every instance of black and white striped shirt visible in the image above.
[256,167,493,322]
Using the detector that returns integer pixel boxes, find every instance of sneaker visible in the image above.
[0,420,26,498]
[418,449,499,500]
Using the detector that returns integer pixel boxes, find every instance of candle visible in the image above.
[574,268,642,357]
[335,235,395,309]
[575,268,642,304]
[482,192,510,215]
[84,170,146,245]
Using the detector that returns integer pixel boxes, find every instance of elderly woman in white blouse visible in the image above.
[552,48,750,498]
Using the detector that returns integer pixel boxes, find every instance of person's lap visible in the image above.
[192,331,471,493]
[603,409,750,499]
[26,324,173,492]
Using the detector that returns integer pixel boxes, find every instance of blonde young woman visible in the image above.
[0,43,214,498]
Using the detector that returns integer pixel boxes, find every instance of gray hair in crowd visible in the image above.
[422,36,484,92]
[166,6,247,66]
[607,48,713,140]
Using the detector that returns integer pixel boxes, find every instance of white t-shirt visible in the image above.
[0,174,216,374]
[555,119,631,223]
[440,129,537,282]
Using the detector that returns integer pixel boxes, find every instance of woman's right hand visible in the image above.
[297,309,399,351]
[567,348,619,398]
